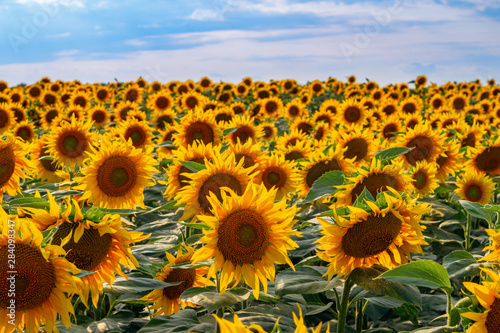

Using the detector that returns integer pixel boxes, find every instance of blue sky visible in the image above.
[0,0,499,85]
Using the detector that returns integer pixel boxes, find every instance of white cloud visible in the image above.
[125,39,148,46]
[15,0,85,8]
[45,32,70,38]
[187,9,223,21]
[53,49,79,57]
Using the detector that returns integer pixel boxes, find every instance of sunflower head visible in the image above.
[174,107,221,149]
[456,169,495,205]
[340,98,367,127]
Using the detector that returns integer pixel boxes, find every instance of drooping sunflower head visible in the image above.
[317,195,428,278]
[175,150,258,221]
[46,116,95,170]
[298,145,354,198]
[0,216,80,333]
[335,158,411,206]
[398,122,445,167]
[456,169,495,205]
[75,137,159,209]
[174,107,221,149]
[191,182,299,298]
[141,246,213,316]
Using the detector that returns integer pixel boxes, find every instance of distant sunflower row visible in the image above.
[0,75,499,332]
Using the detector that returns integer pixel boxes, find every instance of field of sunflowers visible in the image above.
[0,75,499,333]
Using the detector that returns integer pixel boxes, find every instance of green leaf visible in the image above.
[180,287,251,313]
[353,187,375,210]
[275,266,342,297]
[155,140,176,149]
[177,221,211,229]
[8,197,49,209]
[38,155,53,161]
[484,204,500,214]
[419,198,458,220]
[377,260,451,292]
[374,147,413,162]
[86,310,135,333]
[48,190,84,198]
[303,170,345,203]
[349,266,422,307]
[180,160,206,172]
[460,200,496,224]
[442,250,481,279]
[222,127,240,135]
[138,309,213,333]
[104,278,181,294]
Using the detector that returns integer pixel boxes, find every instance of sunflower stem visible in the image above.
[337,276,354,333]
[465,213,472,252]
[445,288,453,327]
[355,299,364,332]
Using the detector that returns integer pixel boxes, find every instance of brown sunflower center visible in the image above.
[413,171,427,190]
[215,113,232,123]
[316,115,331,124]
[58,131,88,158]
[52,222,113,271]
[406,119,418,129]
[232,126,253,144]
[344,106,361,123]
[97,155,138,197]
[485,298,500,333]
[402,103,416,114]
[156,97,170,110]
[475,147,500,173]
[342,212,402,258]
[432,98,443,109]
[461,133,476,148]
[0,110,9,128]
[92,111,106,123]
[235,153,255,169]
[405,135,435,166]
[217,208,269,265]
[16,126,32,141]
[186,121,215,146]
[265,101,278,114]
[0,146,16,188]
[126,89,139,102]
[285,151,304,161]
[344,138,368,162]
[162,268,196,300]
[297,122,312,135]
[125,126,147,147]
[383,124,399,139]
[314,127,325,141]
[97,89,108,101]
[452,97,465,111]
[74,96,87,108]
[351,173,400,201]
[465,184,482,202]
[40,146,59,172]
[306,159,342,188]
[382,105,396,116]
[263,166,286,190]
[44,94,56,105]
[178,157,205,188]
[289,106,299,116]
[198,173,243,213]
[0,243,56,311]
[29,86,41,98]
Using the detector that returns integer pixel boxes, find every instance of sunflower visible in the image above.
[402,113,422,131]
[117,118,154,150]
[281,79,297,93]
[65,105,85,121]
[336,125,374,163]
[428,94,446,110]
[0,103,15,133]
[316,193,428,278]
[175,151,257,221]
[69,90,91,110]
[309,79,325,95]
[415,75,427,87]
[278,140,312,162]
[213,106,235,126]
[254,153,299,200]
[93,85,113,103]
[409,160,439,197]
[459,121,486,149]
[312,108,336,129]
[298,145,353,198]
[378,98,399,117]
[26,84,42,101]
[448,93,469,112]
[339,98,368,127]
[180,91,206,112]
[0,216,81,333]
[225,114,263,145]
[335,158,410,206]
[30,136,66,183]
[290,116,314,135]
[40,90,58,107]
[45,116,94,170]
[163,142,217,200]
[435,141,462,183]
[151,108,177,131]
[191,182,300,298]
[456,169,495,205]
[226,139,264,170]
[257,122,278,142]
[122,84,143,104]
[399,96,423,115]
[276,129,308,148]
[312,123,330,146]
[114,101,140,123]
[461,268,500,333]
[40,107,61,129]
[0,135,34,199]
[197,76,212,91]
[233,83,248,96]
[398,122,445,167]
[174,107,221,149]
[11,121,35,143]
[141,246,213,316]
[217,90,233,104]
[9,103,27,123]
[378,114,402,141]
[259,96,284,119]
[75,137,158,209]
[86,104,110,128]
[467,137,500,176]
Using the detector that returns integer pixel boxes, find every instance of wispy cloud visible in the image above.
[15,0,85,8]
[187,9,223,21]
[125,39,148,46]
[45,32,70,38]
[53,49,79,57]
